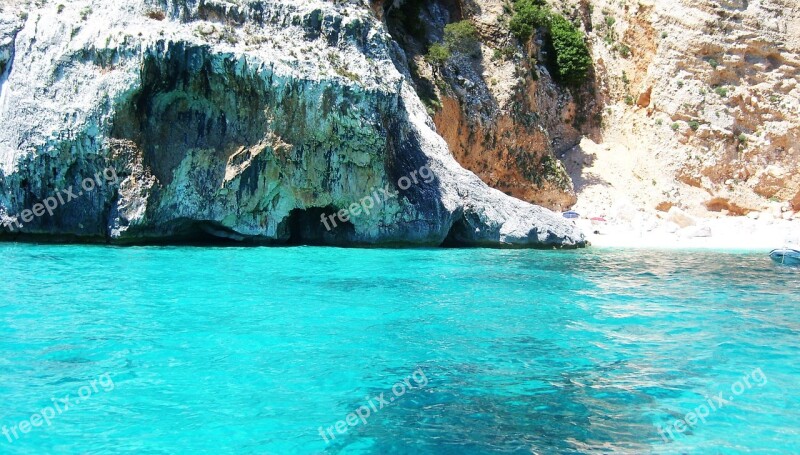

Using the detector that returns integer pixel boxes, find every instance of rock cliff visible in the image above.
[387,0,799,226]
[0,0,585,247]
[561,0,800,222]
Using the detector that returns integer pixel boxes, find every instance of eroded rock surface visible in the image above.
[0,0,584,248]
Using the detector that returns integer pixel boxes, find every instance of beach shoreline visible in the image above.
[575,216,800,251]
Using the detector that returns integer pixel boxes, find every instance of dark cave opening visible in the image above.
[440,211,472,247]
[281,206,356,246]
[164,220,251,245]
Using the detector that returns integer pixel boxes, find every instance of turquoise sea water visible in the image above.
[1,244,798,454]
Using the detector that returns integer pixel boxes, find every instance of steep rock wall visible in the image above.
[0,0,584,247]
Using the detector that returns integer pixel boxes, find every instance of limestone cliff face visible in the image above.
[0,0,584,247]
[570,0,800,217]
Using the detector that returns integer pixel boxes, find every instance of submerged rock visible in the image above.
[0,1,584,248]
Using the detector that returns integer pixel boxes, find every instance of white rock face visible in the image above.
[561,0,800,221]
[0,0,584,247]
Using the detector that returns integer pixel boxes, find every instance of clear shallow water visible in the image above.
[0,244,798,454]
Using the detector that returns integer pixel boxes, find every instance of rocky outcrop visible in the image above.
[382,0,597,212]
[0,0,584,248]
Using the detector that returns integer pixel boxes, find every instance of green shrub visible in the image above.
[57,4,65,14]
[624,95,635,105]
[549,15,592,86]
[500,46,515,60]
[426,43,451,66]
[492,47,516,61]
[688,120,700,131]
[509,0,590,86]
[327,53,360,82]
[444,21,479,53]
[424,20,480,67]
[424,20,478,66]
[707,58,719,68]
[509,0,551,42]
[738,133,747,143]
[714,86,728,97]
[671,123,680,131]
[616,43,631,58]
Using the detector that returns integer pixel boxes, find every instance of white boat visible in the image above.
[769,248,800,266]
